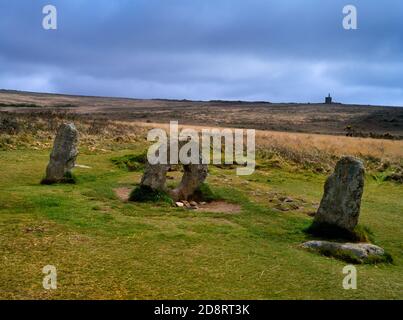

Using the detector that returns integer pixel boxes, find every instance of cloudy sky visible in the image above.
[0,0,402,105]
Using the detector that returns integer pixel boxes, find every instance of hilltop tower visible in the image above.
[325,94,332,104]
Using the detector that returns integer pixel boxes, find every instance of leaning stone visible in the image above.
[314,156,365,232]
[42,123,78,184]
[301,240,391,264]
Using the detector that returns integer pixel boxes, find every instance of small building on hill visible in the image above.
[325,94,332,104]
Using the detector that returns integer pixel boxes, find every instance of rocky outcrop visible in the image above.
[42,123,78,184]
[314,156,365,232]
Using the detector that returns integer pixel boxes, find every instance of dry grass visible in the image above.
[134,122,403,172]
[1,112,402,175]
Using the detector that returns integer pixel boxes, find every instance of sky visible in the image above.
[0,0,402,106]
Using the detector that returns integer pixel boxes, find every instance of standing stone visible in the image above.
[140,163,170,191]
[136,140,208,201]
[169,161,208,201]
[42,123,78,184]
[314,156,365,231]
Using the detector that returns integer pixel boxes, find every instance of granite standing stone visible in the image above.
[314,156,365,231]
[42,123,78,184]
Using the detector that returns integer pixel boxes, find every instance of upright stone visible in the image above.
[314,156,365,231]
[169,161,208,201]
[136,140,208,201]
[42,123,79,184]
[140,163,170,191]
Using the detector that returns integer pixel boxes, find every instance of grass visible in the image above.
[110,153,147,172]
[0,145,402,300]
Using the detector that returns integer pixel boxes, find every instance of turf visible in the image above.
[0,148,402,299]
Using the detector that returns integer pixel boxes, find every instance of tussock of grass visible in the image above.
[188,183,220,203]
[129,185,173,204]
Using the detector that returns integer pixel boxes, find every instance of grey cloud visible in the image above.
[0,0,402,105]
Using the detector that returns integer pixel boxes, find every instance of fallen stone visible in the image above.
[301,240,390,264]
[314,156,365,232]
[175,202,184,208]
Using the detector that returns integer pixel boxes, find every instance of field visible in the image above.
[0,91,402,299]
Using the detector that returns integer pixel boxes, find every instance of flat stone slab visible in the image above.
[301,240,391,264]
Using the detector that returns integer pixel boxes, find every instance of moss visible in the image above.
[304,222,374,243]
[129,185,173,204]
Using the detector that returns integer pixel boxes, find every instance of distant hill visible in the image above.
[1,89,402,138]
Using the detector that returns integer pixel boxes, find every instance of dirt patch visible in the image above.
[196,201,241,214]
[114,187,132,201]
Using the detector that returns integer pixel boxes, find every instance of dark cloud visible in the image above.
[0,0,402,105]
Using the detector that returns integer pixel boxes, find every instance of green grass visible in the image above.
[110,152,147,172]
[0,148,402,299]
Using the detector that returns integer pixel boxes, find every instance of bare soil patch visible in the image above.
[114,187,132,202]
